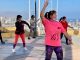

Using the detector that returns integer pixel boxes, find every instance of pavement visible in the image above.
[0,36,80,60]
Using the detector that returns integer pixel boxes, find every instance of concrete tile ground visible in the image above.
[0,36,80,60]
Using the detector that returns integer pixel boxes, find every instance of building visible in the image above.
[0,17,16,27]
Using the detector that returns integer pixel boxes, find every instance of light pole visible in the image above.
[34,0,37,37]
[29,0,31,20]
[57,0,59,20]
[38,0,40,19]
[51,0,52,10]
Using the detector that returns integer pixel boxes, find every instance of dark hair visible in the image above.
[44,10,56,20]
[31,15,35,18]
[59,16,66,22]
[59,17,63,22]
[45,12,49,19]
[48,10,56,19]
[16,15,22,21]
[62,16,66,20]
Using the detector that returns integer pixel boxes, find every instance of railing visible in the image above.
[0,21,80,38]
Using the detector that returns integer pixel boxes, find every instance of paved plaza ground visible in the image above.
[0,36,80,60]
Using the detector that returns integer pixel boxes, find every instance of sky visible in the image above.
[0,0,80,21]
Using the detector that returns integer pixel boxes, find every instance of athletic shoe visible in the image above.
[32,36,36,38]
[1,41,5,44]
[12,49,16,53]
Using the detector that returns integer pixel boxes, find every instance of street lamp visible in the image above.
[29,0,31,20]
[51,0,52,10]
[38,0,40,19]
[34,0,37,37]
[57,0,58,20]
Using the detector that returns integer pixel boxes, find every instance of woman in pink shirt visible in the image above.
[40,0,72,60]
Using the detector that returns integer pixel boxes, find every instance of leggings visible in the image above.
[61,33,68,45]
[28,27,35,38]
[45,45,63,60]
[13,34,26,49]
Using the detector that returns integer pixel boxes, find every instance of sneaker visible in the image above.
[32,36,36,38]
[1,41,5,44]
[12,49,16,53]
[24,47,28,51]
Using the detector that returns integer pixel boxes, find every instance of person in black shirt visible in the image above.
[12,15,30,52]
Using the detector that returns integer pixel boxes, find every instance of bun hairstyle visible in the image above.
[16,15,22,21]
[45,10,56,20]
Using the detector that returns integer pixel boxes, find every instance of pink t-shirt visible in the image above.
[42,18,66,46]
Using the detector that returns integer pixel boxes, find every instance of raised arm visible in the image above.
[40,0,48,19]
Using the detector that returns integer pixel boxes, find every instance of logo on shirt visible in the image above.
[51,33,59,40]
[57,27,61,29]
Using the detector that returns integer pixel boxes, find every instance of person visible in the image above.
[12,15,30,52]
[59,16,73,45]
[0,21,5,44]
[40,0,72,60]
[28,15,36,39]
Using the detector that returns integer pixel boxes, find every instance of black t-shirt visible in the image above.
[15,21,30,34]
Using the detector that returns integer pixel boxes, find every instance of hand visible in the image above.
[71,27,74,29]
[68,40,73,45]
[44,0,48,8]
[68,36,72,45]
[70,27,73,28]
[40,0,49,19]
